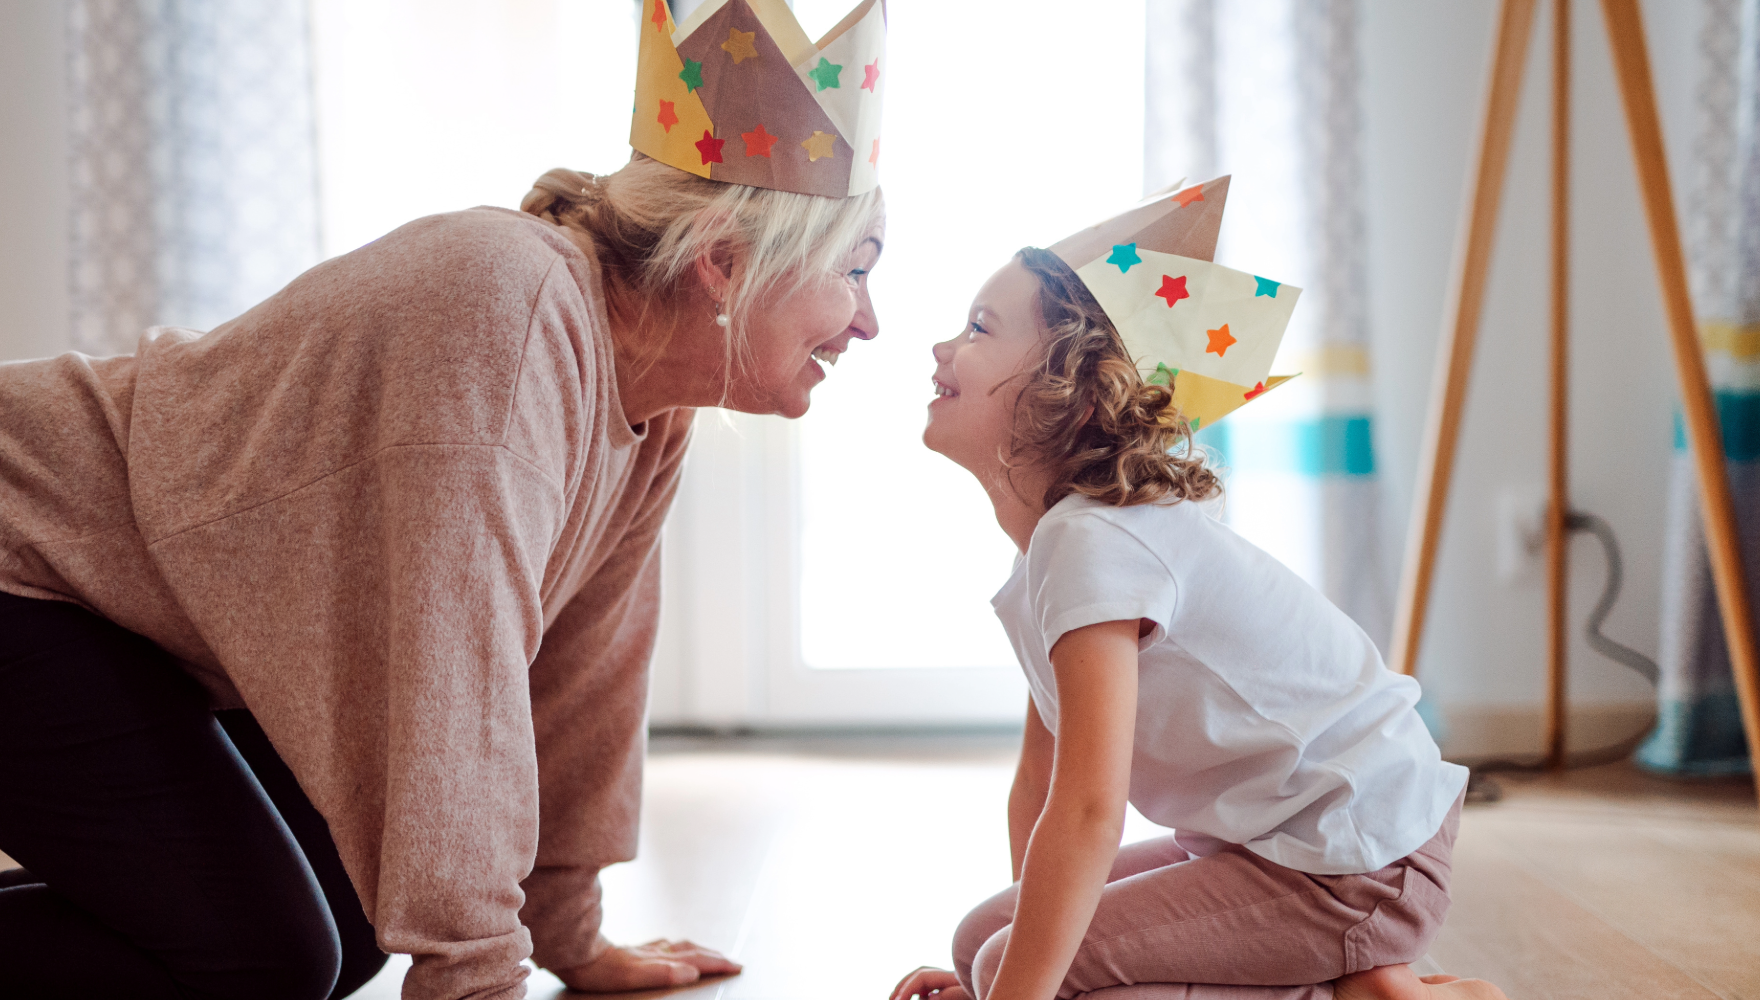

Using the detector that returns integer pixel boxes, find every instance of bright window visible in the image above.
[791,0,1146,669]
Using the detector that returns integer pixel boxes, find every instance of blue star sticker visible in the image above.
[1107,243,1142,273]
[1254,275,1281,297]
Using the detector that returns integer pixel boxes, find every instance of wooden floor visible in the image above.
[342,735,1760,1000]
[8,733,1755,998]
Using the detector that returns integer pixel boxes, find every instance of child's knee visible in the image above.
[951,886,1017,975]
[970,925,1011,1000]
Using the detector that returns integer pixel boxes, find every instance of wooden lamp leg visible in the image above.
[1599,0,1760,798]
[1391,0,1541,677]
[1544,0,1571,770]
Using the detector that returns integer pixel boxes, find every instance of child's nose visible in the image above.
[931,338,954,362]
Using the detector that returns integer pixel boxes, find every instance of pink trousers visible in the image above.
[952,797,1461,1000]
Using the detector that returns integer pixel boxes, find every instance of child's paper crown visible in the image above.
[631,0,885,198]
[1050,176,1300,431]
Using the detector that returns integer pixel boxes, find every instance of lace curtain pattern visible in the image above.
[65,0,321,355]
[1143,0,1390,646]
[1639,0,1760,775]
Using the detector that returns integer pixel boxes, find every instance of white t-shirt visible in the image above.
[992,494,1468,875]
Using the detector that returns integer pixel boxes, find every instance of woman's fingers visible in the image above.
[558,939,740,993]
[655,939,743,974]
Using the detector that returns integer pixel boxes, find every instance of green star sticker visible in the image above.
[808,56,843,91]
[1148,362,1179,386]
[679,58,704,92]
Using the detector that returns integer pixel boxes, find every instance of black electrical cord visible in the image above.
[1455,510,1660,801]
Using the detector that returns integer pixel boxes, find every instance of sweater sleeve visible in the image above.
[518,410,693,974]
[147,442,565,1000]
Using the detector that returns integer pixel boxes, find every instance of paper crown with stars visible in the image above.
[631,0,885,198]
[1049,176,1301,431]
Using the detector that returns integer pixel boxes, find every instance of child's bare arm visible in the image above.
[1007,698,1054,881]
[986,619,1139,1000]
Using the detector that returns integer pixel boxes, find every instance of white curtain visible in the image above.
[1638,0,1760,776]
[65,0,321,354]
[1144,0,1390,646]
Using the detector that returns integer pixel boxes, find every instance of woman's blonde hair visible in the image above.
[521,155,882,382]
[1007,246,1221,510]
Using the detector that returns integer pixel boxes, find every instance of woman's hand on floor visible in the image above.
[890,966,971,1000]
[558,937,742,992]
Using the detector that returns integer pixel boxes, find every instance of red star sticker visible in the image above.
[1174,185,1205,208]
[1206,324,1236,357]
[869,138,880,166]
[1244,380,1266,400]
[656,100,679,133]
[1154,274,1189,307]
[651,0,668,30]
[742,123,779,158]
[695,129,725,164]
[862,59,880,92]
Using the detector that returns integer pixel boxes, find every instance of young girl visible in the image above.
[889,233,1507,1000]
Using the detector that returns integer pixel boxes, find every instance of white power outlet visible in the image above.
[1495,487,1548,585]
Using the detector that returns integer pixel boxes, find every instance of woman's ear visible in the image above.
[689,208,741,306]
[692,245,734,304]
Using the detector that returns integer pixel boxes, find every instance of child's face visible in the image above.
[924,260,1046,474]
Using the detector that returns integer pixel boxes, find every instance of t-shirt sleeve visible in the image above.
[1026,511,1179,655]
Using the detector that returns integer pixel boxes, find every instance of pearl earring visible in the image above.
[715,305,730,328]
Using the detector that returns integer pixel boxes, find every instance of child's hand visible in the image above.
[889,966,970,1000]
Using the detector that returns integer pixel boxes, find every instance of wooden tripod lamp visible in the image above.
[1386,0,1760,793]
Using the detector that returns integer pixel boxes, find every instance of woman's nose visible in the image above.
[849,286,879,341]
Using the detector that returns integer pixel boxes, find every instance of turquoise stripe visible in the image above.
[1195,415,1376,476]
[1671,391,1760,461]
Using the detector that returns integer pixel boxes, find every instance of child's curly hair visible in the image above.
[1007,246,1222,510]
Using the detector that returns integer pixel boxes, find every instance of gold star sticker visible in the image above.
[801,130,837,162]
[722,27,758,63]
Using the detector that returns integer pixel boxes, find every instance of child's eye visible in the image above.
[969,321,987,338]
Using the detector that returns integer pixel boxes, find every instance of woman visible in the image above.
[0,152,884,1000]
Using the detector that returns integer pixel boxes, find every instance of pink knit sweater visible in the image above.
[0,207,693,1000]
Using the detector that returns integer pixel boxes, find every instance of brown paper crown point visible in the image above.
[630,0,886,198]
[1049,175,1231,271]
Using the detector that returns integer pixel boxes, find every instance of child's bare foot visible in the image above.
[1334,964,1509,1000]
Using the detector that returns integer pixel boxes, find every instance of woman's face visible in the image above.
[720,216,885,418]
[924,259,1046,474]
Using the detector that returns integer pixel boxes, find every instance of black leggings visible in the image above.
[0,591,387,999]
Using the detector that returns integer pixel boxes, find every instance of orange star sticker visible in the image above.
[801,130,837,162]
[742,123,779,158]
[722,27,758,63]
[1206,324,1236,357]
[1174,185,1205,208]
[656,100,679,133]
[1244,380,1266,400]
[1154,274,1189,307]
[869,138,880,167]
[650,0,668,31]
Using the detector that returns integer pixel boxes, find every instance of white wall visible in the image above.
[0,1,70,363]
[1361,0,1697,738]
